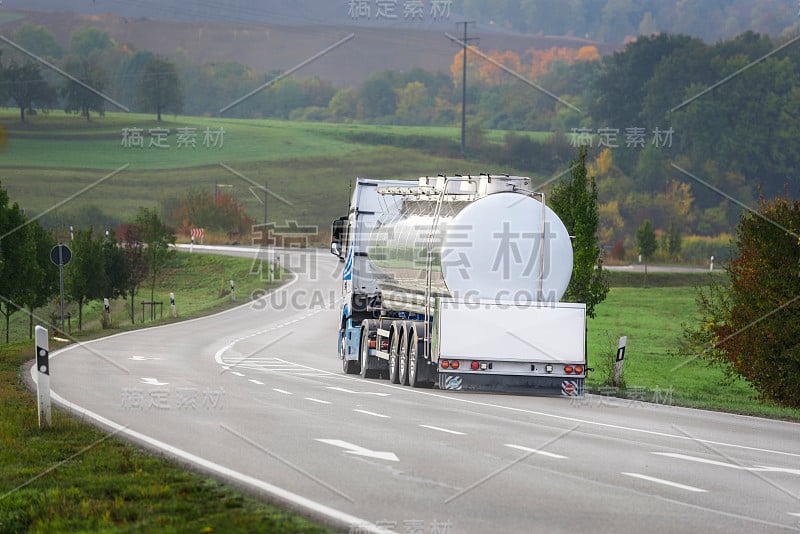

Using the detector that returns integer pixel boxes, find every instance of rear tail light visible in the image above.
[574,365,584,374]
[451,360,460,370]
[368,340,376,349]
[470,361,480,370]
[441,360,450,369]
[564,365,574,374]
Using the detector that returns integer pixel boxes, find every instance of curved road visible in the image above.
[37,246,800,533]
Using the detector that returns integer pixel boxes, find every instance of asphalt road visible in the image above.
[37,246,800,533]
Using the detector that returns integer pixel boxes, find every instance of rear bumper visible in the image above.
[437,373,584,396]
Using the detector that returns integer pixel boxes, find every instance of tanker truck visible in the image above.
[330,175,587,395]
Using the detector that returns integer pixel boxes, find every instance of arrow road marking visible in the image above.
[140,378,169,386]
[316,439,399,462]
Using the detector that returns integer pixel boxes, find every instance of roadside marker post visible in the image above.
[35,326,51,428]
[170,292,176,317]
[230,279,235,301]
[614,336,627,386]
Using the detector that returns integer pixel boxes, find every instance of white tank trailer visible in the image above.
[332,175,587,395]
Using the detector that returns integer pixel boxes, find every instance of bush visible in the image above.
[681,234,734,265]
[681,197,800,407]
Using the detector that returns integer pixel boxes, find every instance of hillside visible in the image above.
[0,4,609,86]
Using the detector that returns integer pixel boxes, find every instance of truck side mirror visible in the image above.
[331,216,347,260]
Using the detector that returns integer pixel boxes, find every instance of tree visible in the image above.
[0,184,36,343]
[70,27,114,57]
[62,54,107,121]
[117,222,148,324]
[20,222,57,339]
[636,219,657,286]
[2,60,57,122]
[65,229,108,330]
[11,23,63,59]
[134,208,175,304]
[549,145,609,318]
[135,57,183,121]
[682,195,800,407]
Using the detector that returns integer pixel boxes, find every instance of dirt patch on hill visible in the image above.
[3,9,613,87]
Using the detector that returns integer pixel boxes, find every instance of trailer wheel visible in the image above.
[408,324,433,388]
[398,321,411,386]
[359,319,380,379]
[388,322,401,384]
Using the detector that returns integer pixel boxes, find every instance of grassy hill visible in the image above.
[0,112,537,237]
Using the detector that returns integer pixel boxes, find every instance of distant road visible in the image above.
[606,263,715,273]
[39,246,798,533]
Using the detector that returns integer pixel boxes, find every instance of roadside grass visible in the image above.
[0,337,331,533]
[587,273,800,421]
[0,250,332,531]
[1,250,284,346]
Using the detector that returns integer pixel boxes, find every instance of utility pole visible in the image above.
[457,21,478,155]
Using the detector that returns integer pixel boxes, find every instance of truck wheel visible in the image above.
[341,328,360,374]
[360,319,379,379]
[388,323,401,384]
[398,321,410,386]
[343,355,360,374]
[408,324,433,388]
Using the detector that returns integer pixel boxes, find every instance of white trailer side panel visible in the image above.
[438,300,586,363]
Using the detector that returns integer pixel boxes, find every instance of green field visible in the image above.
[0,112,538,235]
[587,273,800,420]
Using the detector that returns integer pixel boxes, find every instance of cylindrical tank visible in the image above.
[368,191,573,303]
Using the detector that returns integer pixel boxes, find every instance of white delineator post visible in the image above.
[230,279,235,301]
[35,325,51,428]
[170,292,176,317]
[614,336,627,386]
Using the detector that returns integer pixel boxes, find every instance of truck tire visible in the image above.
[398,321,411,386]
[388,322,401,384]
[408,322,434,388]
[359,319,380,379]
[341,323,361,375]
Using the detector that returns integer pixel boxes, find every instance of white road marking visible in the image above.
[316,439,399,462]
[353,409,390,419]
[42,383,382,532]
[655,453,800,476]
[305,397,332,405]
[129,356,162,361]
[327,386,390,397]
[140,377,168,386]
[273,388,293,395]
[622,472,707,493]
[420,424,465,435]
[231,371,245,377]
[249,379,264,385]
[505,443,567,459]
[788,512,800,517]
